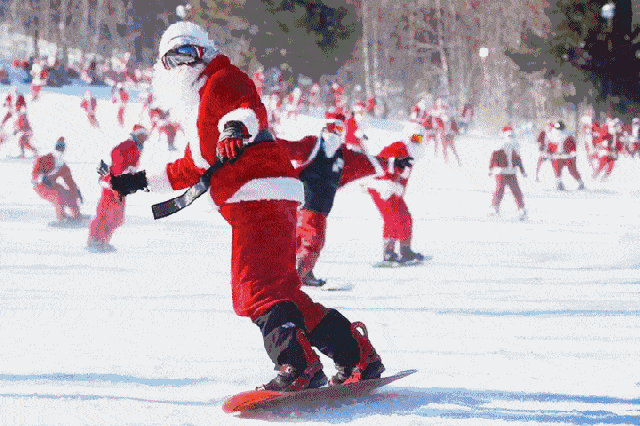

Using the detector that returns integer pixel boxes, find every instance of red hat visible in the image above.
[131,124,149,138]
[324,110,346,122]
[501,125,515,137]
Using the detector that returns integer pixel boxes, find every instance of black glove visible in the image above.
[217,120,252,161]
[97,159,110,176]
[111,171,148,196]
[40,174,53,188]
[393,157,414,171]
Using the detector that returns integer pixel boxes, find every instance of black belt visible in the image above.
[151,129,275,220]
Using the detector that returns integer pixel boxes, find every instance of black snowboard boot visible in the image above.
[399,246,424,264]
[308,309,385,386]
[255,302,327,391]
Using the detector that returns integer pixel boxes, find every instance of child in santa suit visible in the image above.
[489,126,527,220]
[547,120,585,190]
[32,137,82,222]
[87,125,149,253]
[80,90,99,127]
[278,110,389,287]
[535,121,553,181]
[366,122,425,264]
[108,22,385,392]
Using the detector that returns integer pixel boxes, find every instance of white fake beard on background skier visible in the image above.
[152,62,207,148]
[407,139,426,160]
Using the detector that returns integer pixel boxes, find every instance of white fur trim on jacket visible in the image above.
[366,179,405,200]
[217,108,260,144]
[225,177,304,204]
[144,161,174,193]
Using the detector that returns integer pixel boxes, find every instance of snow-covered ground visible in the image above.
[1,87,639,426]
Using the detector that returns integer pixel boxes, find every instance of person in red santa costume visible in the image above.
[489,126,527,220]
[13,106,38,158]
[30,62,48,101]
[627,117,640,158]
[32,137,82,223]
[107,21,385,391]
[366,122,425,264]
[344,102,368,152]
[278,109,392,287]
[592,118,624,181]
[433,111,461,165]
[87,124,149,253]
[150,108,182,151]
[535,121,553,182]
[546,120,585,190]
[112,84,129,127]
[80,90,99,128]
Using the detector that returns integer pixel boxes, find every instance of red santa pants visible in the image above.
[295,208,327,278]
[552,158,582,181]
[34,183,80,220]
[368,189,412,241]
[492,174,524,209]
[220,200,328,332]
[88,188,126,243]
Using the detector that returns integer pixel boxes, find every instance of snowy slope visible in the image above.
[0,88,639,426]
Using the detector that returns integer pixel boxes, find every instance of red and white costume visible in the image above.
[14,111,37,157]
[30,63,48,100]
[80,91,99,127]
[344,104,367,152]
[433,113,461,165]
[112,86,129,127]
[627,119,640,157]
[365,124,424,245]
[152,109,182,151]
[546,124,584,189]
[278,114,383,279]
[489,127,526,215]
[148,52,331,332]
[89,135,141,246]
[32,147,81,220]
[592,121,624,180]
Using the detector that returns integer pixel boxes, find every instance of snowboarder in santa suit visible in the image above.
[278,110,390,287]
[366,122,425,264]
[87,124,149,253]
[32,137,83,223]
[547,120,585,190]
[489,126,527,220]
[107,21,385,391]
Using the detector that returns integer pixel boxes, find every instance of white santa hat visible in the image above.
[158,21,219,62]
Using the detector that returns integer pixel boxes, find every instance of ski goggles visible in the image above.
[326,121,345,135]
[410,134,424,144]
[161,45,205,70]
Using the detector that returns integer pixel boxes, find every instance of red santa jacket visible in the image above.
[489,149,525,175]
[546,131,577,159]
[366,141,412,200]
[32,152,79,194]
[278,135,381,186]
[147,54,302,209]
[594,131,623,158]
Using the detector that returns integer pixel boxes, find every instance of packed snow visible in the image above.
[0,84,639,426]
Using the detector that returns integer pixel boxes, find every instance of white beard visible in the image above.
[152,62,207,151]
[407,140,426,160]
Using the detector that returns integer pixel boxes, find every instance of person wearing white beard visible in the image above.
[108,21,384,392]
[489,126,527,220]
